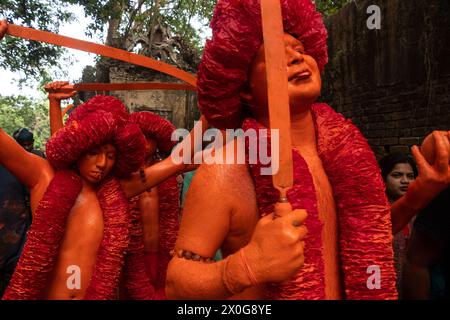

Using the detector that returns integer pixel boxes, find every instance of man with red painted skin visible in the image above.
[43,81,182,299]
[1,21,198,300]
[167,0,397,300]
[127,111,181,298]
[0,94,190,299]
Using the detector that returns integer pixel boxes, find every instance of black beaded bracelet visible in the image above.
[171,249,215,263]
[139,167,152,193]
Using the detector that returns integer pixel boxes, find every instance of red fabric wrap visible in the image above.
[242,103,397,300]
[197,0,328,129]
[123,177,180,300]
[144,251,159,283]
[130,111,177,153]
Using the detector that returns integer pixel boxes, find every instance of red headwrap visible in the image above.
[47,95,145,178]
[128,111,180,298]
[3,95,147,300]
[197,0,328,129]
[129,111,177,153]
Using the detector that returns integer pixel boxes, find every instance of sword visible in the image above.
[5,23,197,87]
[260,0,293,216]
[45,82,195,93]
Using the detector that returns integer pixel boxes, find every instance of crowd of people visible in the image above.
[0,0,448,300]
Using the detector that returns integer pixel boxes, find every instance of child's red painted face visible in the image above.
[77,143,116,184]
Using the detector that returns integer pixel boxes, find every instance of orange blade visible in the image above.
[72,82,196,92]
[260,0,293,195]
[6,24,197,87]
[44,82,195,93]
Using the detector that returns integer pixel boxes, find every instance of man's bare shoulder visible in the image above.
[193,137,254,201]
[31,153,54,184]
[177,140,258,257]
[190,162,252,203]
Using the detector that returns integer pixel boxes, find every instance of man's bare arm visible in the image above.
[0,20,7,40]
[45,81,77,136]
[391,131,450,234]
[166,162,308,299]
[140,187,160,252]
[121,117,208,198]
[0,128,53,214]
[166,163,241,299]
[121,157,197,198]
[0,128,50,189]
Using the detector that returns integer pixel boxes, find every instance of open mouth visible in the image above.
[288,70,311,82]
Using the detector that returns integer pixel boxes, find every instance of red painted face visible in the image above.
[242,33,322,118]
[76,143,117,185]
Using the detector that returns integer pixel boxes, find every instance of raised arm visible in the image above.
[0,128,48,187]
[121,116,209,198]
[121,157,197,198]
[0,128,53,214]
[0,20,7,40]
[391,131,450,234]
[44,81,77,136]
[165,163,308,299]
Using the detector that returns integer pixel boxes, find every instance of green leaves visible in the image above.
[314,0,352,17]
[0,95,50,150]
[0,0,216,82]
[0,0,73,83]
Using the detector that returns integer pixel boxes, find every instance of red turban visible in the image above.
[129,111,177,153]
[197,0,328,129]
[46,95,146,178]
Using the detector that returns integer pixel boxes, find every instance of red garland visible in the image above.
[83,178,131,299]
[242,119,325,300]
[121,196,156,300]
[2,171,82,299]
[313,103,397,299]
[242,103,397,300]
[122,174,180,300]
[3,174,132,300]
[155,176,180,291]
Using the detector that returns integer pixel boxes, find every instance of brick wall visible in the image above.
[321,0,450,159]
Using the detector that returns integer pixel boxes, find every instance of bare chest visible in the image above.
[44,188,104,299]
